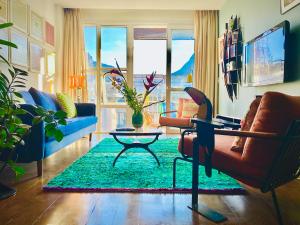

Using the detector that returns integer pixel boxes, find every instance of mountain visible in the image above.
[172,54,195,76]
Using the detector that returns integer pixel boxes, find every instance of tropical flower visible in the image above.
[104,59,165,113]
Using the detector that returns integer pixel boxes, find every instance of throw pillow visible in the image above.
[231,96,262,153]
[56,93,77,118]
[181,99,199,118]
[29,87,60,111]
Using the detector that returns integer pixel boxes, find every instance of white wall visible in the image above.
[81,9,194,26]
[218,0,300,118]
[0,0,63,91]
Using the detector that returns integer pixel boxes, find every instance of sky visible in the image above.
[84,27,194,74]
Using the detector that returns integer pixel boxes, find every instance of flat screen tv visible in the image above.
[244,21,290,86]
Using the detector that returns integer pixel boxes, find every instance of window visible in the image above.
[84,26,97,68]
[101,27,127,104]
[83,26,194,133]
[100,27,127,68]
[133,28,167,127]
[171,30,195,88]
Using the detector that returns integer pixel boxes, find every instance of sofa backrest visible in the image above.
[29,87,61,112]
[242,92,300,171]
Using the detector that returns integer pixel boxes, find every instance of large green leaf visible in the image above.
[0,23,13,29]
[0,39,17,48]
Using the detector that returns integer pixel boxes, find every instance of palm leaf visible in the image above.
[0,39,17,48]
[0,23,13,30]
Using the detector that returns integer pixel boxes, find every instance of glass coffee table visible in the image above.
[109,129,163,167]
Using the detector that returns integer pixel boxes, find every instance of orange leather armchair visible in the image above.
[159,87,212,130]
[176,92,300,224]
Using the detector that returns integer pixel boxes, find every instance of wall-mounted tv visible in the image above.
[244,21,290,86]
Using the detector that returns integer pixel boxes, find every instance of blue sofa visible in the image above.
[16,87,97,176]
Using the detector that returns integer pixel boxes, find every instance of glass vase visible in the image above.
[132,111,143,129]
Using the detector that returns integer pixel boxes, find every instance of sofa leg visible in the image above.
[89,133,92,142]
[37,160,43,177]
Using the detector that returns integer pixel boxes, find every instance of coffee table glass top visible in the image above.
[109,129,163,136]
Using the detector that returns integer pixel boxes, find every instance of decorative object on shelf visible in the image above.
[30,11,43,41]
[45,21,54,46]
[219,15,243,101]
[10,0,28,33]
[104,60,165,129]
[11,29,28,67]
[281,0,300,14]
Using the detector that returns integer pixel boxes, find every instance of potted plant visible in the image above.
[104,60,164,129]
[0,23,66,199]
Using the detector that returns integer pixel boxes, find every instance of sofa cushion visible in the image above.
[231,96,262,153]
[56,93,77,118]
[29,87,60,111]
[19,91,36,105]
[242,92,300,169]
[178,134,265,187]
[46,116,97,142]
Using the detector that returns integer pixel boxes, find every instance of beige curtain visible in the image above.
[62,9,87,101]
[194,10,219,115]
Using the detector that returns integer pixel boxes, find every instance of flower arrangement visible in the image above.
[104,60,165,128]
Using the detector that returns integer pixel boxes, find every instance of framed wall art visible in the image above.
[0,0,8,21]
[29,42,43,72]
[30,11,43,41]
[0,20,9,60]
[281,0,300,14]
[10,0,28,33]
[45,21,54,46]
[11,29,28,67]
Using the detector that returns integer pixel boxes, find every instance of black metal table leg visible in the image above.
[112,147,129,167]
[112,134,161,167]
[144,146,160,166]
[188,137,227,223]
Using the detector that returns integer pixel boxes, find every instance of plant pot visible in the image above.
[132,111,143,129]
[0,183,16,200]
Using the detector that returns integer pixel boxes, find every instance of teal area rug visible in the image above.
[44,138,245,194]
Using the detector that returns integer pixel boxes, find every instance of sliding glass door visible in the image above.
[84,25,194,133]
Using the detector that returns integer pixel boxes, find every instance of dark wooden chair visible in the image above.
[175,92,300,224]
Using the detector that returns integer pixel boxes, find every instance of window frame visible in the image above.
[83,24,194,133]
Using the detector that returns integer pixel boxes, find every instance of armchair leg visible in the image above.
[188,137,227,223]
[173,157,179,188]
[271,189,284,225]
[37,160,43,177]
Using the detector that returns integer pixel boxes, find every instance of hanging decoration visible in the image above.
[219,15,243,101]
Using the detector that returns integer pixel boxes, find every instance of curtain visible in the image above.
[194,10,219,115]
[62,9,87,101]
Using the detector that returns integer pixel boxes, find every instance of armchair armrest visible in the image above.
[160,110,178,117]
[75,103,96,117]
[215,129,283,140]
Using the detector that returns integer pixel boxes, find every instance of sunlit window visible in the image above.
[171,30,195,88]
[101,27,127,68]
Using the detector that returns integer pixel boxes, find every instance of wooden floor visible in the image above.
[0,135,300,225]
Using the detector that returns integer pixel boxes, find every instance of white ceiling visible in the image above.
[53,0,226,10]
